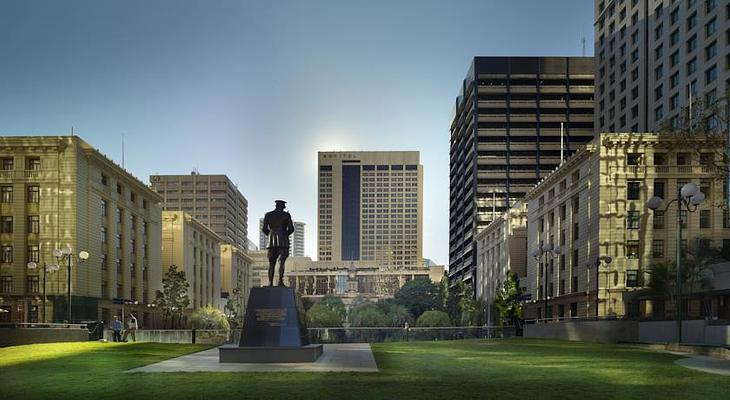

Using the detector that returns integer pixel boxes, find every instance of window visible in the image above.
[677,153,689,165]
[654,181,666,198]
[671,7,679,24]
[1,186,12,203]
[101,173,108,185]
[101,227,107,244]
[572,276,579,293]
[631,30,639,45]
[1,276,12,293]
[687,57,698,75]
[706,41,717,60]
[655,23,663,40]
[130,192,136,203]
[27,215,39,234]
[573,223,579,241]
[1,246,12,263]
[27,245,39,263]
[706,0,717,12]
[627,210,641,229]
[116,183,122,195]
[572,195,580,214]
[1,158,13,170]
[687,34,698,52]
[655,64,664,80]
[652,240,664,258]
[101,199,108,218]
[653,210,664,229]
[670,93,680,109]
[0,216,12,233]
[668,30,680,48]
[705,65,718,83]
[116,208,122,224]
[700,210,711,228]
[627,181,641,199]
[631,86,639,99]
[706,17,717,37]
[27,276,40,293]
[654,153,667,166]
[687,12,697,30]
[626,270,640,287]
[655,44,663,59]
[655,105,664,121]
[627,153,643,165]
[670,72,680,88]
[655,84,663,100]
[26,157,41,170]
[572,249,579,267]
[626,240,640,258]
[26,185,39,203]
[670,50,680,67]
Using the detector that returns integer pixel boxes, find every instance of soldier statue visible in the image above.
[262,200,295,286]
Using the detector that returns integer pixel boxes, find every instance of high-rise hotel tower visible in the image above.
[449,56,595,288]
[317,151,423,268]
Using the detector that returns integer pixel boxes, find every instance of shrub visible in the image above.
[191,306,230,331]
[306,304,343,328]
[416,310,452,327]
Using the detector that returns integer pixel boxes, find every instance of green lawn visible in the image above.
[0,339,727,399]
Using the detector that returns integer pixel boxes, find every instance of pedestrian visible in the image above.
[122,313,138,342]
[111,316,123,342]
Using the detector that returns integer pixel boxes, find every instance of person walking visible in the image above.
[122,313,138,342]
[111,316,123,342]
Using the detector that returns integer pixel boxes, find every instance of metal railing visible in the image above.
[0,322,89,329]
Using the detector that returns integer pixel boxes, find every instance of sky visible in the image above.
[0,0,594,266]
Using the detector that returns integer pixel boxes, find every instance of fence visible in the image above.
[0,323,91,346]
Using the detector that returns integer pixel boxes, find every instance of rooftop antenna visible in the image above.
[121,133,125,168]
[581,36,586,57]
[71,126,75,136]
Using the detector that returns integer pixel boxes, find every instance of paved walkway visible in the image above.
[127,343,378,373]
[674,355,730,376]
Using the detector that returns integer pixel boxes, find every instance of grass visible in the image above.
[0,339,728,400]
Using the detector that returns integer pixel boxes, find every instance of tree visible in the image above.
[376,299,413,327]
[318,294,347,321]
[349,302,388,327]
[394,277,442,319]
[191,306,230,331]
[154,264,190,329]
[306,303,343,328]
[494,272,524,326]
[416,310,451,327]
[444,280,482,325]
[224,287,246,329]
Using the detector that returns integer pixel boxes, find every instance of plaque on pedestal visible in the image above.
[219,286,323,363]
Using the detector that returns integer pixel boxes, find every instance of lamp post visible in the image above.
[26,262,60,323]
[531,243,562,322]
[53,246,89,323]
[593,256,613,319]
[646,182,705,343]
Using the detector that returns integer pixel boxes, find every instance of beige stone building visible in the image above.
[220,244,252,313]
[161,211,221,311]
[248,250,442,306]
[318,151,423,269]
[523,132,730,320]
[0,136,163,325]
[475,201,528,324]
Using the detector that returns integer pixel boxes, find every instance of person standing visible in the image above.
[122,313,138,342]
[111,316,123,342]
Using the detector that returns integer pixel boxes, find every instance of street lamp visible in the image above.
[646,181,705,343]
[531,243,562,322]
[592,256,613,319]
[26,261,60,323]
[53,246,89,323]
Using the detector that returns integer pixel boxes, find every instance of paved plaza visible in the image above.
[127,343,379,373]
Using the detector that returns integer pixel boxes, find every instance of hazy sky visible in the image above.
[0,0,594,266]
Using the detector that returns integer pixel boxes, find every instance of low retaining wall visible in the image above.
[0,328,89,347]
[524,320,638,343]
[525,319,730,346]
[102,329,228,344]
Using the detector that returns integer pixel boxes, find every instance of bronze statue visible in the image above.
[262,200,295,286]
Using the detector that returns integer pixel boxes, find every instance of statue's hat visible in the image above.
[275,199,287,205]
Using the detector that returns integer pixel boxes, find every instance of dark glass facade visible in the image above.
[341,164,361,260]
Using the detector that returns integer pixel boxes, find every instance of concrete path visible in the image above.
[127,343,378,373]
[674,355,730,376]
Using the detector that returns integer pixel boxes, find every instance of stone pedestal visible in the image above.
[219,286,323,363]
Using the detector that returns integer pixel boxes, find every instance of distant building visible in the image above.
[161,211,221,311]
[449,56,594,291]
[248,251,442,305]
[0,135,163,326]
[150,172,248,250]
[475,202,528,325]
[259,218,305,257]
[593,0,729,133]
[220,244,252,313]
[246,238,258,251]
[523,132,730,320]
[318,151,423,268]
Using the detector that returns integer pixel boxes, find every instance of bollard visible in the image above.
[192,329,196,344]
